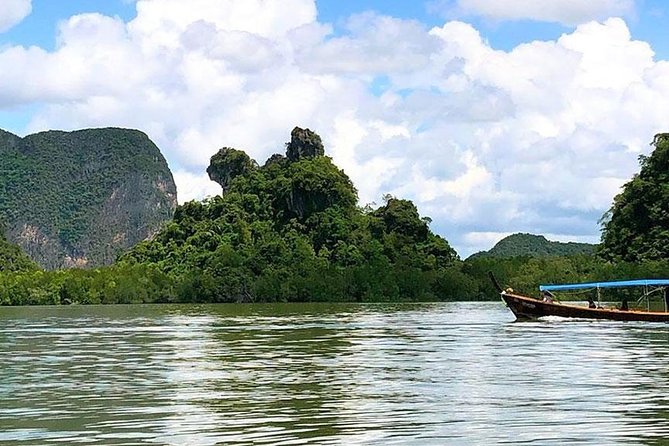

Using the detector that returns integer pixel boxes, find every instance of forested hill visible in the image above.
[0,127,177,269]
[121,127,467,303]
[3,129,669,306]
[467,233,596,260]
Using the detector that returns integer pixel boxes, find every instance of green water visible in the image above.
[2,302,669,445]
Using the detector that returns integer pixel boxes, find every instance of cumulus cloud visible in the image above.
[297,12,440,74]
[172,170,222,203]
[0,0,31,32]
[0,1,667,256]
[430,0,636,25]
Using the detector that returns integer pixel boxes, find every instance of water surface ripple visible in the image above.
[2,302,669,445]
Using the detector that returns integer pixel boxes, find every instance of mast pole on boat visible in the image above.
[597,286,601,308]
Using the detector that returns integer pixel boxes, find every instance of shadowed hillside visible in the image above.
[467,233,596,260]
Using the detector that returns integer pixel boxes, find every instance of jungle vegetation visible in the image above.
[119,127,468,303]
[0,128,667,305]
[0,128,176,269]
[599,133,669,262]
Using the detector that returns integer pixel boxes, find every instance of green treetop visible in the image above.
[122,127,462,302]
[0,223,38,273]
[207,147,258,191]
[600,133,669,262]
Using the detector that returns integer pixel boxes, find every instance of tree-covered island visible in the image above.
[1,128,669,305]
[0,127,473,304]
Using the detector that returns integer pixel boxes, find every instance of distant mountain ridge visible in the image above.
[0,127,177,269]
[468,233,596,260]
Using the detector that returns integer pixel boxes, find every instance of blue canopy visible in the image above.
[540,279,669,292]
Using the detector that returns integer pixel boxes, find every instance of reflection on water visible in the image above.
[2,302,669,444]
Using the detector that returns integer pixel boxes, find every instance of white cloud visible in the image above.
[0,1,667,257]
[431,0,636,26]
[0,0,31,33]
[173,170,221,203]
[129,0,317,49]
[462,231,513,255]
[297,12,439,74]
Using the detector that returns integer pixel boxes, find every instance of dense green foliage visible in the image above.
[4,249,669,305]
[600,134,669,262]
[468,233,596,260]
[0,264,177,306]
[206,147,258,191]
[119,127,468,303]
[0,229,38,273]
[2,128,669,306]
[0,127,177,269]
[465,254,669,304]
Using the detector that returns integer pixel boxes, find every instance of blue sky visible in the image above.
[5,1,667,58]
[0,0,668,256]
[3,1,135,48]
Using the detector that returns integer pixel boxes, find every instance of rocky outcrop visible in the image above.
[0,127,177,269]
[207,147,258,191]
[263,153,286,167]
[286,127,324,162]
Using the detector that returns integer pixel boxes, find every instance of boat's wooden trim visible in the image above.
[501,292,669,322]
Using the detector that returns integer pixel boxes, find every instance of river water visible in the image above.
[2,302,669,445]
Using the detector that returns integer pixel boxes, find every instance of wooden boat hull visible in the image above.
[502,292,669,322]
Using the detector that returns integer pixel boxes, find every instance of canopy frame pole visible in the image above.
[597,286,601,308]
[632,286,667,310]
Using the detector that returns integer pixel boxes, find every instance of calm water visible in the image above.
[2,302,669,445]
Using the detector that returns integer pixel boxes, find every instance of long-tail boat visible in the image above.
[490,272,669,322]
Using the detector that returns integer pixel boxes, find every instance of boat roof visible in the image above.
[540,279,669,291]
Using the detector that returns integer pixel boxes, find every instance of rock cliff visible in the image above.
[0,127,177,269]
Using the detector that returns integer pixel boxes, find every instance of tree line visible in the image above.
[0,129,668,305]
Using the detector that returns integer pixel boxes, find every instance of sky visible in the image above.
[1,0,668,258]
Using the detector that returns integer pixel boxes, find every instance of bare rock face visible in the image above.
[286,127,324,162]
[0,127,177,269]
